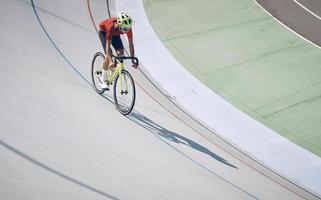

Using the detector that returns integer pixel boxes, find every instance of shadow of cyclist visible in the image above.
[128,111,237,169]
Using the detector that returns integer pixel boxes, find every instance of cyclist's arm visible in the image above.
[128,37,137,68]
[128,38,135,58]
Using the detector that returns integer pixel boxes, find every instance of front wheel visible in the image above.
[113,70,136,115]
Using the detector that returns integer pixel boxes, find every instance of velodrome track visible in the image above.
[0,0,320,199]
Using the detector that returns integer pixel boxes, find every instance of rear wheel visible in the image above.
[91,52,105,94]
[113,70,136,115]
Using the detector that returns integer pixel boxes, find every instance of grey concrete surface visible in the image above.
[0,0,319,199]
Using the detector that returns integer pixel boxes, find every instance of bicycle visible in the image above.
[91,52,138,115]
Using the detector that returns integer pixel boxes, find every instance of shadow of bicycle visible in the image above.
[128,111,237,169]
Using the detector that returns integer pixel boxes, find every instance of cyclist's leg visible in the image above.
[98,31,109,89]
[111,35,124,57]
[99,31,110,69]
[98,31,107,54]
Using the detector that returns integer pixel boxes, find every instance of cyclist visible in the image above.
[98,12,138,90]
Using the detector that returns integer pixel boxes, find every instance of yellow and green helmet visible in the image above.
[117,12,133,31]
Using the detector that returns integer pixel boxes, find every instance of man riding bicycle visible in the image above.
[98,12,138,90]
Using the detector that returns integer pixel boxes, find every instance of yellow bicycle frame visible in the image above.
[106,61,128,92]
[107,62,123,83]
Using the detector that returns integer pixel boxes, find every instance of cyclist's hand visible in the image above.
[109,62,115,69]
[132,62,138,69]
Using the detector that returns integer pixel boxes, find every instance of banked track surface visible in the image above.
[0,0,319,199]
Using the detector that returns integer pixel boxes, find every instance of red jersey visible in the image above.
[99,17,133,40]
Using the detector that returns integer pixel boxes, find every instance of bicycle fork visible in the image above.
[120,72,128,95]
[116,62,128,95]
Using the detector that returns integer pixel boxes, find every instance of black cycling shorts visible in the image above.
[99,31,124,53]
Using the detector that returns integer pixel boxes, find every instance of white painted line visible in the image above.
[253,0,321,50]
[292,0,321,21]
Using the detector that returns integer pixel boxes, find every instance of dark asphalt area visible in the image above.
[256,0,321,47]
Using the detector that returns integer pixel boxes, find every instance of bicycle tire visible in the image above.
[91,52,105,94]
[113,70,136,115]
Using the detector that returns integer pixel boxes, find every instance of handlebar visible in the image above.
[113,56,139,65]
